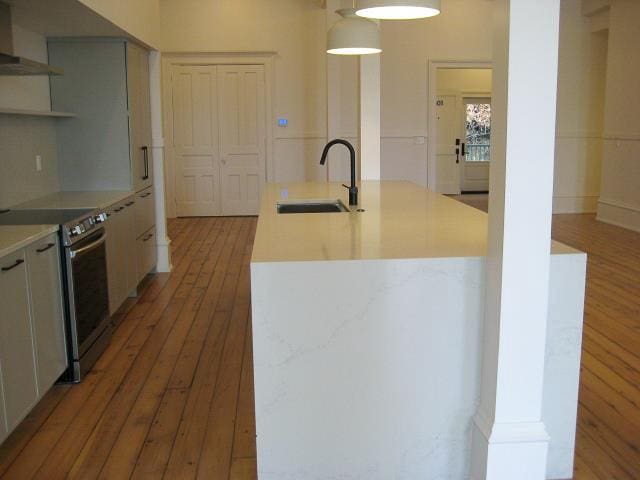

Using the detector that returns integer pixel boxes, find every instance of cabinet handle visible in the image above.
[36,243,56,253]
[143,233,154,242]
[125,201,135,207]
[142,146,149,180]
[1,258,24,272]
[140,192,152,198]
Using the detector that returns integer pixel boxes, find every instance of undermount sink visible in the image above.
[277,199,349,214]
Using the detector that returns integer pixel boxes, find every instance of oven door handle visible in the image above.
[69,232,106,259]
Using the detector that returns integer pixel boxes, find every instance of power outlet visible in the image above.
[35,155,42,172]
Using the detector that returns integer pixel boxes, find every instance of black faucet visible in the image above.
[320,139,358,206]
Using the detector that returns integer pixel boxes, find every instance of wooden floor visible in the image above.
[0,216,258,479]
[0,211,638,479]
[552,215,640,479]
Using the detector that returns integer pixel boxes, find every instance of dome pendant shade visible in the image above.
[327,8,381,55]
[356,0,441,20]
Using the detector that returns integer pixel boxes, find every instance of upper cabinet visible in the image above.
[48,39,153,193]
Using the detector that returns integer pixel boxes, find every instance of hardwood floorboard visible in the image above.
[553,214,640,479]
[1,210,638,480]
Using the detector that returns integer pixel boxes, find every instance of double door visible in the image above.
[171,65,267,217]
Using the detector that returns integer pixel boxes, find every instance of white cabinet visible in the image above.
[26,234,67,394]
[127,43,153,192]
[0,234,68,444]
[48,39,153,193]
[0,251,39,433]
[106,196,138,315]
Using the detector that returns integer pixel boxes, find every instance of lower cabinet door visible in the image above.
[26,234,68,393]
[0,250,39,432]
[137,227,157,284]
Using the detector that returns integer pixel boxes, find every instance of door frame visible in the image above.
[427,60,492,192]
[162,52,276,218]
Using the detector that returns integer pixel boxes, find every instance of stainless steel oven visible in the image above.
[64,227,111,381]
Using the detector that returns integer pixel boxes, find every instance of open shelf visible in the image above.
[0,108,75,118]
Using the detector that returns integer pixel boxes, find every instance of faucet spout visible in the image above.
[320,139,358,206]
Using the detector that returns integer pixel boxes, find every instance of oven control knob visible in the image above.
[94,213,107,223]
[71,225,83,236]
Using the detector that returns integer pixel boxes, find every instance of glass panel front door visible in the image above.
[464,102,491,162]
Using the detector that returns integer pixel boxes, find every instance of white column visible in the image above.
[359,54,381,180]
[471,0,560,478]
[149,50,172,273]
[326,0,343,182]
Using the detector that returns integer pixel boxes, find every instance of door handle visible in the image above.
[142,146,149,180]
[461,143,466,157]
[455,138,460,164]
[36,243,56,253]
[1,258,24,272]
[69,232,106,259]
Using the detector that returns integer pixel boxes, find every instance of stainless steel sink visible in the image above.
[277,199,349,214]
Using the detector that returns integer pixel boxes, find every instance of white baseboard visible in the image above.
[597,198,640,233]
[552,195,599,214]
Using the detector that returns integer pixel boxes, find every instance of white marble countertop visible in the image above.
[251,181,582,263]
[0,225,59,259]
[12,190,135,211]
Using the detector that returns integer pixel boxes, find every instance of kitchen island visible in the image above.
[250,181,586,480]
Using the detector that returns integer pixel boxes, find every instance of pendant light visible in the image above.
[327,8,381,55]
[355,0,441,20]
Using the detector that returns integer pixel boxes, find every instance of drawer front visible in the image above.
[135,187,155,238]
[136,227,157,283]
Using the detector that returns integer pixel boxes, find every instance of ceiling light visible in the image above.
[327,8,381,56]
[355,0,441,20]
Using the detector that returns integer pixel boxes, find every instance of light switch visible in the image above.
[35,155,42,171]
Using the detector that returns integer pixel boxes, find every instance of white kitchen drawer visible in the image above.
[136,227,157,283]
[134,187,155,238]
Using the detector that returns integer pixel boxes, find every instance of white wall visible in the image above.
[155,0,606,214]
[554,0,608,214]
[159,0,329,194]
[597,0,640,231]
[437,68,492,94]
[77,0,161,49]
[0,20,60,209]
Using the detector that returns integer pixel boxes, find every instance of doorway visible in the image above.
[428,62,492,195]
[163,55,274,218]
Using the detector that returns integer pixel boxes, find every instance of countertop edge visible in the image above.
[11,190,136,211]
[0,225,59,259]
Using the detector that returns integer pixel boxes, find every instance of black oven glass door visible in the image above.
[67,229,109,358]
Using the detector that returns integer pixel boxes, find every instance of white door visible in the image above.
[172,65,222,217]
[218,65,266,216]
[435,94,462,194]
[460,98,491,192]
